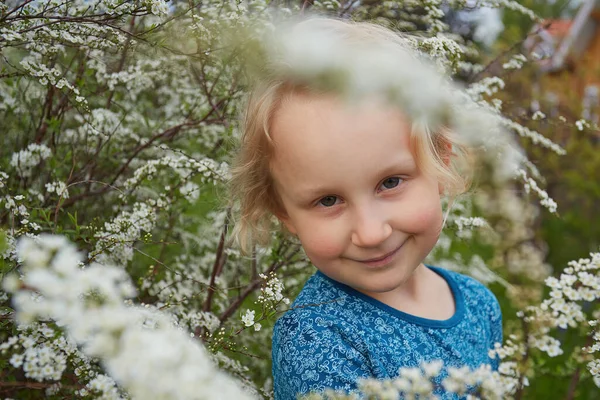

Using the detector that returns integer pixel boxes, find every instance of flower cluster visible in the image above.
[10,143,52,178]
[0,170,8,188]
[45,181,69,200]
[502,54,528,70]
[0,320,122,398]
[538,253,600,331]
[241,273,291,332]
[145,0,169,17]
[466,76,506,100]
[532,110,546,120]
[240,309,256,327]
[1,325,67,382]
[79,374,122,399]
[121,155,228,195]
[257,272,290,305]
[516,169,558,213]
[20,58,87,105]
[6,234,252,400]
[587,322,600,381]
[93,201,158,265]
[502,117,566,155]
[418,34,467,74]
[488,253,600,389]
[454,217,487,231]
[1,193,46,243]
[302,361,506,400]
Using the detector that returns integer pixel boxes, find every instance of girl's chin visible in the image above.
[350,275,409,294]
[352,267,423,293]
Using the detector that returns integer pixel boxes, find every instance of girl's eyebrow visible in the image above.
[376,157,417,177]
[299,185,336,201]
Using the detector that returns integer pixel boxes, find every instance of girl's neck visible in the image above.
[356,264,456,320]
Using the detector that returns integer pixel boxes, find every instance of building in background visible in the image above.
[524,0,600,125]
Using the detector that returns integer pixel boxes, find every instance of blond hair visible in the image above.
[229,18,473,253]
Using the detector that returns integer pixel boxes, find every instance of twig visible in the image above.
[468,21,554,84]
[301,0,313,13]
[216,243,301,326]
[34,83,55,143]
[339,0,360,17]
[564,331,595,400]
[51,160,76,232]
[59,112,221,208]
[202,211,231,312]
[106,15,137,109]
[0,0,37,21]
[514,317,531,400]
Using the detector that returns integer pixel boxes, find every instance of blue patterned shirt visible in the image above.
[272,266,502,399]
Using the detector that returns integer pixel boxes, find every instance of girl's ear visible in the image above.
[441,141,452,167]
[281,219,298,236]
[273,207,298,235]
[268,184,298,235]
[438,141,453,195]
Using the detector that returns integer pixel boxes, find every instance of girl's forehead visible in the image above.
[270,92,412,152]
[268,92,415,181]
[276,91,397,119]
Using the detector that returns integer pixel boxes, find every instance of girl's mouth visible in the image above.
[358,242,405,268]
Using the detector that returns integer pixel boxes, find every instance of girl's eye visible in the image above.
[380,177,402,190]
[318,196,339,207]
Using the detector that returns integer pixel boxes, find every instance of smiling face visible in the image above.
[269,93,445,298]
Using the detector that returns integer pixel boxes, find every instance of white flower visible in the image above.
[45,181,69,199]
[258,273,288,304]
[10,144,52,177]
[179,181,200,202]
[422,360,443,377]
[241,309,255,327]
[145,0,169,17]
[502,54,527,70]
[9,353,24,368]
[532,110,546,120]
[2,274,21,292]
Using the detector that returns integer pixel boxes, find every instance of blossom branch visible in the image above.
[216,243,301,327]
[60,113,223,208]
[0,0,37,22]
[7,235,253,400]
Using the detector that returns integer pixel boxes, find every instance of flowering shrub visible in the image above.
[5,234,252,399]
[1,0,599,399]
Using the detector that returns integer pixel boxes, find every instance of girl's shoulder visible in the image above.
[292,270,346,306]
[429,265,502,321]
[277,271,354,323]
[273,272,366,340]
[430,266,497,299]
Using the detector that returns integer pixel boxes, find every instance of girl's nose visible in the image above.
[350,205,393,248]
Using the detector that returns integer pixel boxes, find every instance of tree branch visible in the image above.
[202,211,231,314]
[215,243,301,328]
[59,109,223,208]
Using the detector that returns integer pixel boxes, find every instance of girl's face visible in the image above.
[269,93,444,297]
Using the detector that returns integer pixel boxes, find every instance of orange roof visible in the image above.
[539,19,573,38]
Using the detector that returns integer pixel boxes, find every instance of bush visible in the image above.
[1,1,598,399]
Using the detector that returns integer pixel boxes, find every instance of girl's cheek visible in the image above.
[403,199,443,232]
[299,224,346,259]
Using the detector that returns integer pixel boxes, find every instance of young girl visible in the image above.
[230,18,503,399]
